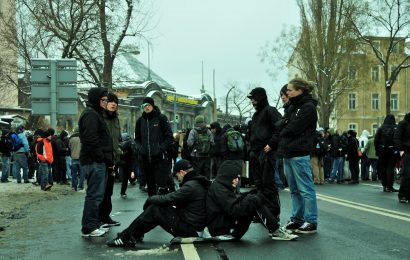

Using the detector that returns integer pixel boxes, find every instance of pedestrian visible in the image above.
[364,135,378,181]
[100,92,122,227]
[12,125,30,184]
[135,97,174,196]
[55,130,70,185]
[35,130,53,191]
[374,114,399,192]
[48,128,59,185]
[187,115,214,178]
[246,87,283,235]
[206,160,298,241]
[106,159,210,247]
[278,78,319,234]
[0,129,12,183]
[79,87,112,237]
[346,130,360,184]
[118,132,138,198]
[358,130,371,180]
[69,127,84,191]
[327,129,347,183]
[394,113,410,203]
[311,129,326,185]
[210,121,224,179]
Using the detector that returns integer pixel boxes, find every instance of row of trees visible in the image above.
[261,0,410,128]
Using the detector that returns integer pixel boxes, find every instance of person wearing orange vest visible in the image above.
[35,130,54,191]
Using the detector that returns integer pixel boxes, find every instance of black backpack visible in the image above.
[380,125,396,147]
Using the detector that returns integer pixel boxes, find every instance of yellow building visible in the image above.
[334,37,410,135]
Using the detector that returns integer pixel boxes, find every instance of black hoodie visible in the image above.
[394,113,410,152]
[206,160,263,236]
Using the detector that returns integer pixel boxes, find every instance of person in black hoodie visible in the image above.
[79,87,112,237]
[135,97,174,196]
[394,112,410,203]
[107,159,210,247]
[278,78,318,234]
[346,130,360,184]
[206,160,298,241]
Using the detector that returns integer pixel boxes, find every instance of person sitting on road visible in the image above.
[206,160,298,241]
[106,159,211,247]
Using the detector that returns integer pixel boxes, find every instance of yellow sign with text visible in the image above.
[166,95,198,105]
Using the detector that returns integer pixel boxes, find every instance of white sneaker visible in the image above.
[82,228,106,237]
[271,227,299,241]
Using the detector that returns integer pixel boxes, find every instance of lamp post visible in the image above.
[225,86,235,120]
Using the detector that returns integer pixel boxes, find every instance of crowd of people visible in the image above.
[1,77,409,246]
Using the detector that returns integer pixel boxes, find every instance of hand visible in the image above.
[263,145,272,153]
[131,171,135,179]
[400,151,404,157]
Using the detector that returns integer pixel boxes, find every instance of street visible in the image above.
[0,180,409,260]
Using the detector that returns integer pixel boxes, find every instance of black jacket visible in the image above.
[278,93,318,158]
[394,113,410,153]
[79,90,113,165]
[145,171,210,231]
[135,106,173,161]
[206,160,263,236]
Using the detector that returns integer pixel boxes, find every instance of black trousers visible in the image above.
[378,148,396,188]
[399,153,410,200]
[140,157,171,196]
[349,160,360,182]
[120,205,198,241]
[99,168,115,222]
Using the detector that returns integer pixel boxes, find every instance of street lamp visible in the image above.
[226,86,236,118]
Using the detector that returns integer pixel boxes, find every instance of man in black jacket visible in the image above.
[107,159,210,247]
[79,87,113,237]
[207,160,298,240]
[394,113,410,203]
[135,97,174,196]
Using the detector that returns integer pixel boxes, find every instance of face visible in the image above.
[106,100,118,112]
[250,98,258,108]
[281,93,289,104]
[143,104,153,113]
[286,83,303,98]
[176,170,185,183]
[232,176,240,188]
[100,96,108,109]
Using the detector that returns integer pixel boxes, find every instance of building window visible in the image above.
[348,123,357,132]
[348,93,356,110]
[372,93,380,110]
[391,93,399,111]
[348,66,357,80]
[391,65,399,82]
[372,123,378,136]
[372,66,379,82]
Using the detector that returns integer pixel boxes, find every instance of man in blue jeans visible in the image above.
[69,127,84,191]
[13,125,30,184]
[79,87,113,237]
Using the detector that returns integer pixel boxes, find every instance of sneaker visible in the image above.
[101,219,120,227]
[399,197,409,203]
[295,222,317,234]
[106,236,135,247]
[99,225,110,232]
[44,184,52,191]
[271,227,299,241]
[121,194,127,199]
[285,221,302,231]
[82,228,106,237]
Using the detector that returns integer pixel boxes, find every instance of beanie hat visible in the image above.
[210,122,221,130]
[40,130,50,139]
[247,87,267,102]
[142,97,155,107]
[215,160,242,186]
[107,92,119,103]
[195,115,205,124]
[88,87,108,106]
[173,159,193,174]
[47,128,55,136]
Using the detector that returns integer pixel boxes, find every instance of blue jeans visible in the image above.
[330,157,344,182]
[38,162,51,189]
[81,162,107,233]
[1,156,10,181]
[284,156,318,224]
[13,153,28,182]
[71,159,84,189]
[65,156,72,180]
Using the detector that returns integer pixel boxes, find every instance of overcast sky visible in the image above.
[139,0,299,102]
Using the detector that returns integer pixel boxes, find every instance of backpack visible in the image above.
[8,132,23,151]
[0,135,13,153]
[380,126,396,147]
[226,129,244,152]
[195,128,211,154]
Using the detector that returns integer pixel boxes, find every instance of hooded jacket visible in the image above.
[135,106,173,161]
[103,109,122,164]
[206,160,263,236]
[145,170,210,231]
[278,92,318,158]
[79,87,113,165]
[374,114,397,150]
[394,113,410,152]
[248,88,282,153]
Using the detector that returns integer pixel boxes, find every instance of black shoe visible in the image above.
[1,180,11,183]
[295,222,317,234]
[106,236,135,248]
[285,221,303,231]
[389,187,399,192]
[399,197,409,203]
[101,219,121,227]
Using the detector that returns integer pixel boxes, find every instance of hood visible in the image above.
[404,113,410,122]
[383,114,396,125]
[87,87,108,111]
[215,160,242,189]
[60,130,68,139]
[181,171,211,188]
[248,87,269,110]
[360,130,370,139]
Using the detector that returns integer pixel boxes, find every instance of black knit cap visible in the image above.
[173,159,192,174]
[142,97,155,107]
[247,87,267,102]
[107,92,119,103]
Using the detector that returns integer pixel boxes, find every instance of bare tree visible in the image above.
[345,0,410,115]
[221,81,254,125]
[261,0,361,128]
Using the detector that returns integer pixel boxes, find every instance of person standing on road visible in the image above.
[35,130,53,191]
[106,159,210,247]
[394,112,410,203]
[69,127,84,191]
[12,125,30,184]
[0,129,12,183]
[135,97,174,196]
[206,160,298,241]
[99,92,122,228]
[278,78,318,234]
[79,87,112,237]
[346,130,360,184]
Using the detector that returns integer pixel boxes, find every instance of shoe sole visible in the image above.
[271,235,298,241]
[82,229,107,237]
[295,229,317,234]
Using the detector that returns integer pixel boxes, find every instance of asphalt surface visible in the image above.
[1,180,409,260]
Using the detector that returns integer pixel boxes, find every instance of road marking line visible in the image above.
[181,244,200,260]
[317,195,410,222]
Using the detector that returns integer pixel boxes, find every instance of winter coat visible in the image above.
[374,114,397,156]
[187,124,214,157]
[135,106,173,161]
[364,137,378,159]
[68,133,81,160]
[278,93,318,158]
[144,171,210,231]
[394,113,410,153]
[36,137,54,165]
[346,135,360,162]
[206,160,263,236]
[103,110,122,165]
[358,130,370,153]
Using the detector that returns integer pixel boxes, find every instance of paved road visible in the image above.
[1,180,409,260]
